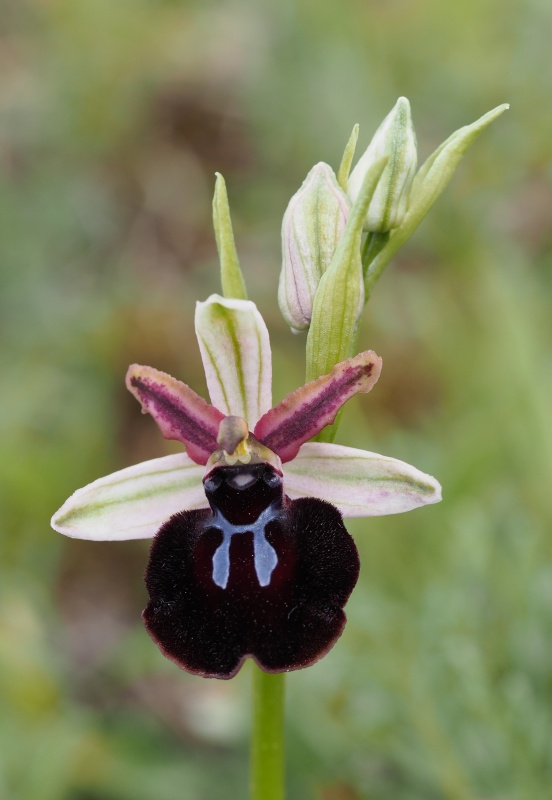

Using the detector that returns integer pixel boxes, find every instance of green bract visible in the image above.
[213,172,248,301]
[337,123,359,192]
[306,157,387,381]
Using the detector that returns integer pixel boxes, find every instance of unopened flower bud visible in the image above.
[348,97,417,233]
[278,162,349,332]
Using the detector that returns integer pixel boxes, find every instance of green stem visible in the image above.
[251,666,286,800]
[361,231,390,298]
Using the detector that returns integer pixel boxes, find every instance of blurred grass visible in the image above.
[1,0,551,798]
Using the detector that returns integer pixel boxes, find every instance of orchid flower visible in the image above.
[52,294,441,679]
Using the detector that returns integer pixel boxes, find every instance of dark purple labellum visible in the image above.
[143,462,360,679]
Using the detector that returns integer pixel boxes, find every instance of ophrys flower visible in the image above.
[52,295,441,678]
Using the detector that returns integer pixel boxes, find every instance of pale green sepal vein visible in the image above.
[213,172,248,300]
[285,442,442,517]
[364,103,509,294]
[51,453,207,541]
[337,123,359,192]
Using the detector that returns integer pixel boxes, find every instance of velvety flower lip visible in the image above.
[51,294,441,678]
[143,461,360,679]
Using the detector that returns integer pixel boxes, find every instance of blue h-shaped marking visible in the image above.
[209,502,282,589]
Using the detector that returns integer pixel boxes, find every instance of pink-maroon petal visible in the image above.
[254,351,382,463]
[283,442,442,516]
[126,364,225,465]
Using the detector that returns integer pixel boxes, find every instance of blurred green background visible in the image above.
[1,0,551,798]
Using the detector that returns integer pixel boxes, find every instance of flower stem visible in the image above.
[361,230,390,297]
[251,665,286,800]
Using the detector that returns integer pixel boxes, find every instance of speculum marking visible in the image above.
[209,503,281,589]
